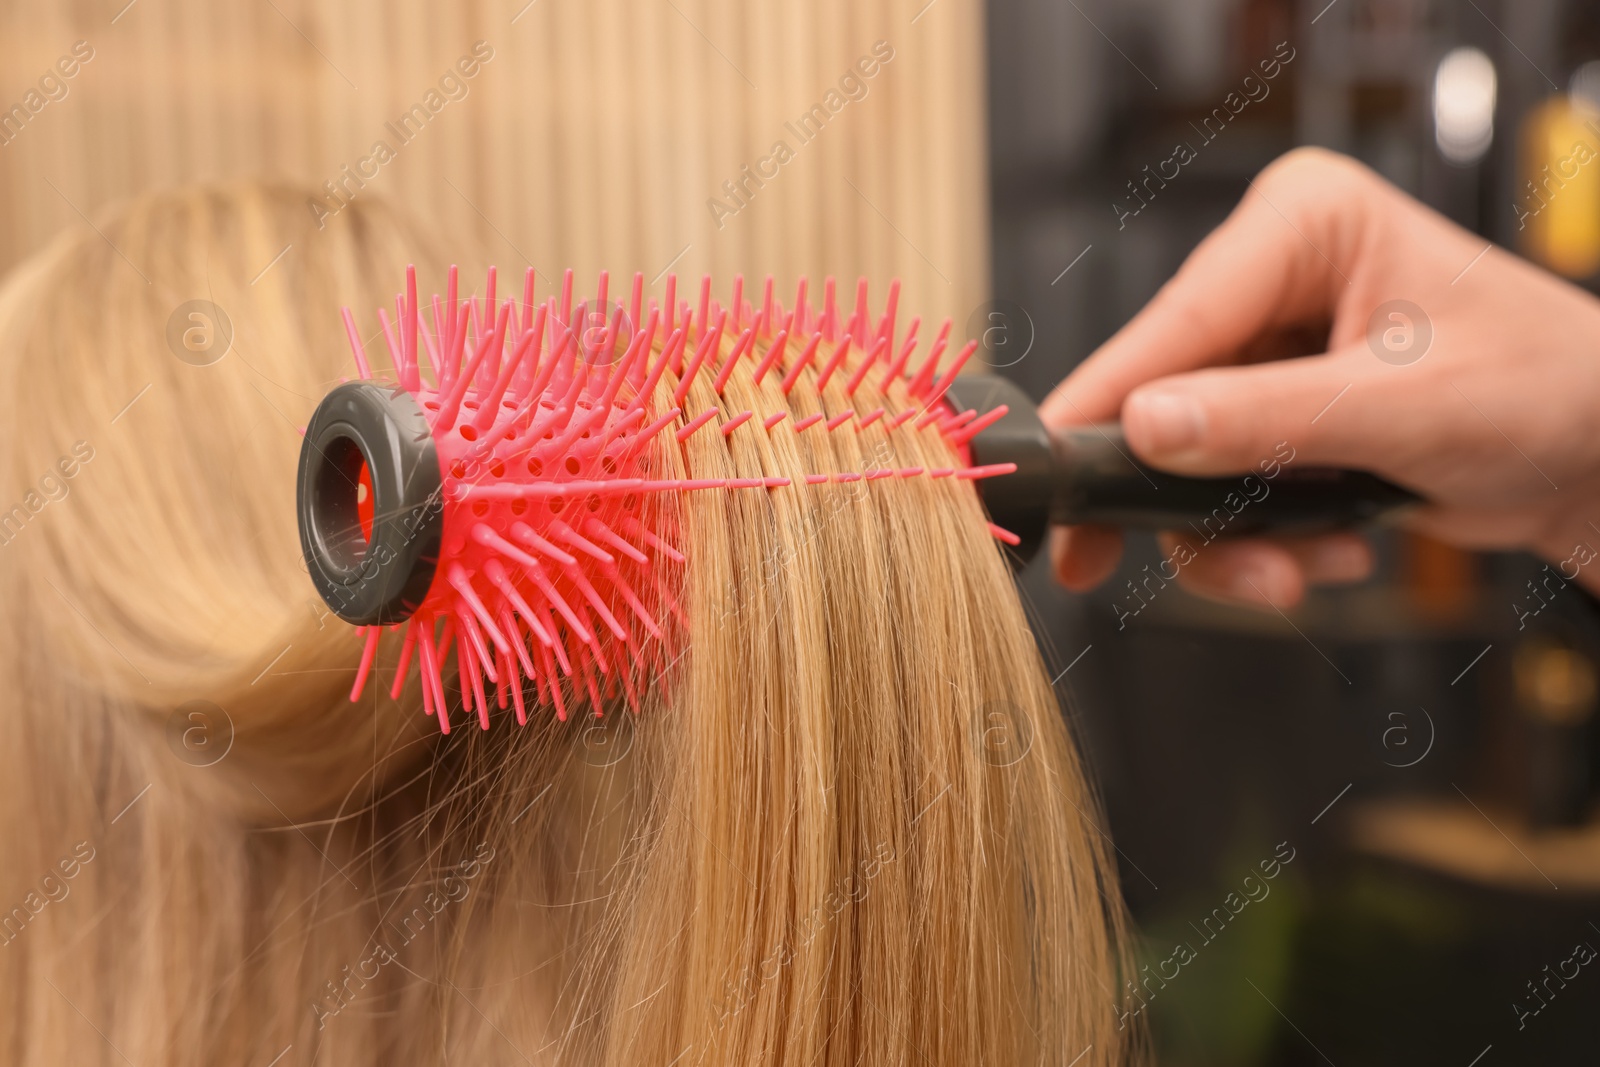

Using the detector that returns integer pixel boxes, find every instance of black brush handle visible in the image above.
[1050,425,1418,529]
[941,375,1419,566]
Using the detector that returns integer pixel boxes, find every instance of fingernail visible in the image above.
[1126,391,1205,454]
[1307,539,1370,581]
[1231,559,1291,605]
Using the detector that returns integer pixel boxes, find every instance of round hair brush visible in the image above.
[298,268,1415,731]
[298,267,1013,731]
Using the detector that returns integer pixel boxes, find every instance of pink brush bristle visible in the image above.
[337,270,1015,730]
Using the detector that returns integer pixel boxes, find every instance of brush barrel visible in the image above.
[943,375,1420,567]
[297,382,444,625]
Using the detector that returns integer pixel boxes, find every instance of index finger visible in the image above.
[1040,149,1369,428]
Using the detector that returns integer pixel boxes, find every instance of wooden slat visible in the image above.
[0,0,988,329]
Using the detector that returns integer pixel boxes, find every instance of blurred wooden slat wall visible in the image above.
[0,0,989,328]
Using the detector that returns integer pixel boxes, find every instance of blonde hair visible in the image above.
[0,182,1136,1065]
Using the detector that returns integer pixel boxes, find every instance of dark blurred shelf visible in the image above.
[1123,583,1504,642]
[1348,796,1600,894]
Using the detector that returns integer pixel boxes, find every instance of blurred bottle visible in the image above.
[1516,90,1600,279]
[1400,531,1477,623]
[1512,635,1596,826]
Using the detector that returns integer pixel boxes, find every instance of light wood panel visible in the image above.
[0,0,989,327]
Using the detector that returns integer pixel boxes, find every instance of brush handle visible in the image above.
[941,375,1419,565]
[1050,425,1419,530]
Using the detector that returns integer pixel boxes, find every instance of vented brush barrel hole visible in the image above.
[311,434,374,568]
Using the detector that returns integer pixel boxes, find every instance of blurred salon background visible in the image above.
[3,0,1598,1063]
[993,0,1600,1064]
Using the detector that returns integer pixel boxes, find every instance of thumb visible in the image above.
[1120,345,1400,476]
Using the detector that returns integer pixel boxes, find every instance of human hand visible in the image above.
[1041,147,1600,608]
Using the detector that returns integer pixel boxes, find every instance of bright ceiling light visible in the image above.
[1570,59,1600,113]
[1434,47,1497,165]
